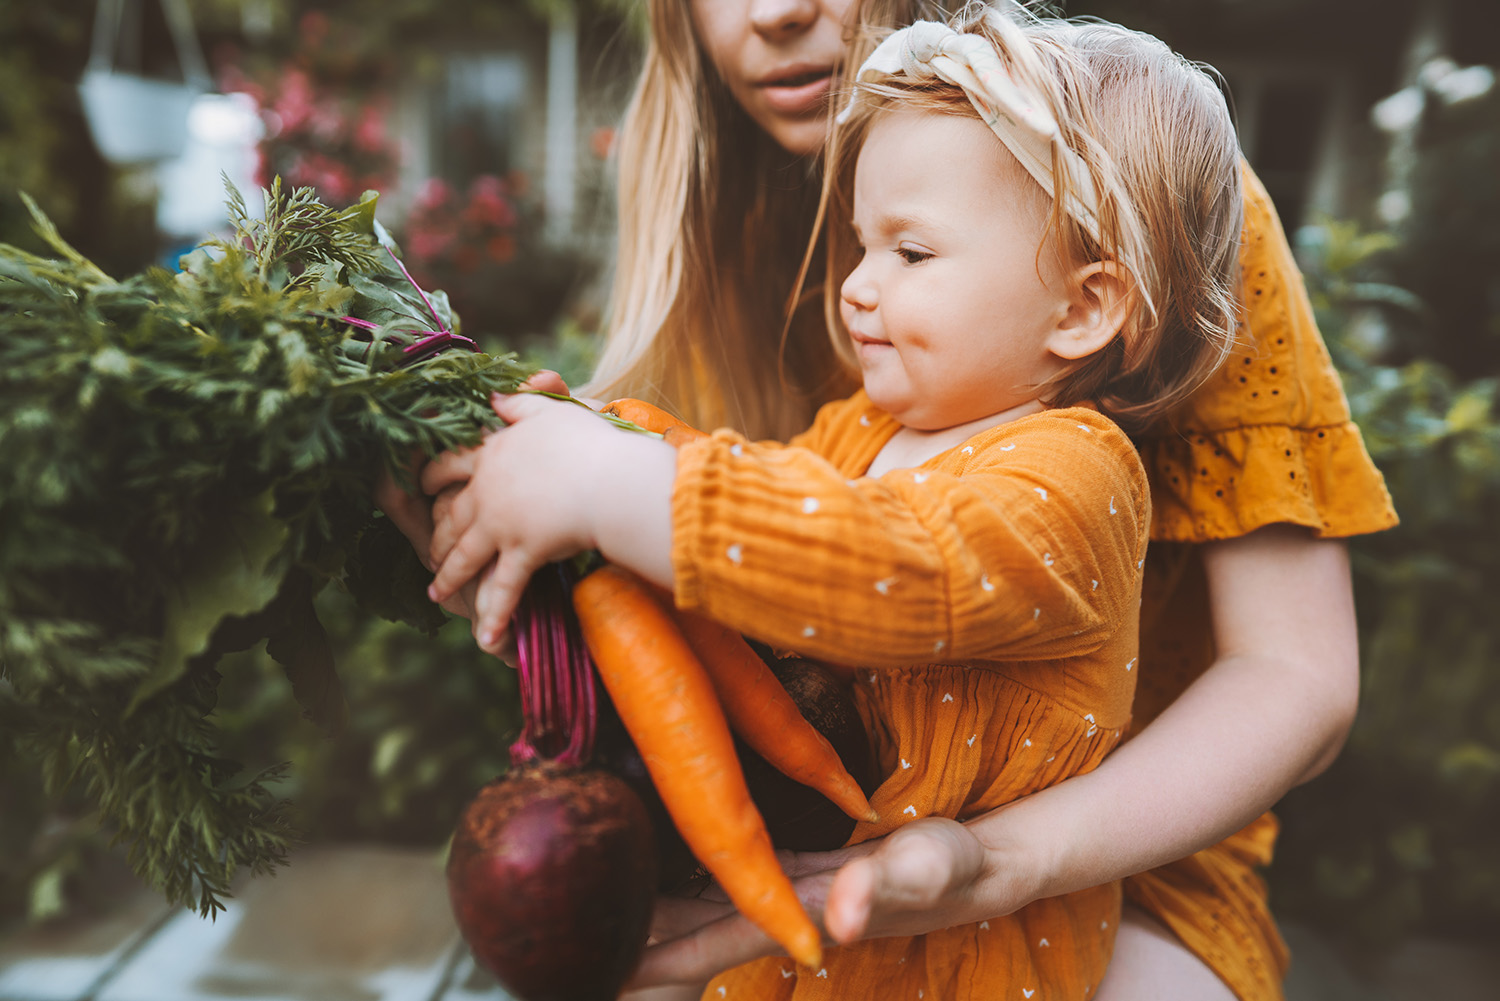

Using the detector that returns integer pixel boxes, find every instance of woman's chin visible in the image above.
[760,114,832,157]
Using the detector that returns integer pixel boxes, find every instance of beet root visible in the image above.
[447,761,658,1001]
[741,654,877,851]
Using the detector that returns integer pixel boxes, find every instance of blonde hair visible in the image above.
[586,0,942,439]
[820,5,1244,433]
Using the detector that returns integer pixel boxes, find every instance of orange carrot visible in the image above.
[600,398,697,437]
[571,565,823,969]
[666,605,877,824]
[661,423,708,449]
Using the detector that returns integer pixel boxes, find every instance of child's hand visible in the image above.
[426,392,677,655]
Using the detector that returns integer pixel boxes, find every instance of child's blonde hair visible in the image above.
[586,0,940,439]
[821,5,1244,432]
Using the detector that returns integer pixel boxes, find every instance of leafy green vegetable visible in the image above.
[0,180,536,916]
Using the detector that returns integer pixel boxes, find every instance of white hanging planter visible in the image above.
[78,0,212,165]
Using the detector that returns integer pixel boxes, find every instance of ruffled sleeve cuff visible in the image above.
[1139,420,1399,543]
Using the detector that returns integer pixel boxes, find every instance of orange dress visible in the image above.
[1123,164,1398,1001]
[671,398,1150,999]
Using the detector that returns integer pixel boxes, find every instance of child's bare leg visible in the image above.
[1094,904,1237,1001]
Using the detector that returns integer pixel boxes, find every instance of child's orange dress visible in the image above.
[670,398,1150,999]
[1121,165,1398,1001]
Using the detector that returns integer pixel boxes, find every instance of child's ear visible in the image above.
[1045,262,1135,361]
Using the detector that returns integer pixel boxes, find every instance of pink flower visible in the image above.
[273,69,315,132]
[355,104,389,153]
[409,229,456,262]
[463,176,516,229]
[415,177,454,211]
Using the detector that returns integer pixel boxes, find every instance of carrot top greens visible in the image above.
[0,180,537,916]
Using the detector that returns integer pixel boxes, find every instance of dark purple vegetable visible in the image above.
[446,567,656,1001]
[741,652,876,852]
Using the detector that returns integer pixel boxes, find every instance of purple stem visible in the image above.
[510,565,598,768]
[402,331,480,357]
[386,246,449,333]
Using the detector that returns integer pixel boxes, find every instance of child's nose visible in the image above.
[841,260,877,311]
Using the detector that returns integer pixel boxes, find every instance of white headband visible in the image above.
[836,16,1104,245]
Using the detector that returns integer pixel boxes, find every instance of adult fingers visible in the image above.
[490,389,560,425]
[686,842,881,908]
[373,468,435,567]
[519,369,569,395]
[778,840,882,879]
[647,895,736,944]
[627,912,781,989]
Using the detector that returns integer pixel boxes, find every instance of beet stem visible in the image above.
[510,562,600,768]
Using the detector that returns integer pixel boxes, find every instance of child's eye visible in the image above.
[895,245,933,265]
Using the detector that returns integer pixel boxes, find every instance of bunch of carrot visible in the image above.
[568,399,879,971]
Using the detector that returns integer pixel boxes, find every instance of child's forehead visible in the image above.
[854,111,1050,214]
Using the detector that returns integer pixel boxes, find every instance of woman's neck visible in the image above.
[867,399,1049,477]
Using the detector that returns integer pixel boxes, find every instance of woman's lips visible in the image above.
[756,67,834,115]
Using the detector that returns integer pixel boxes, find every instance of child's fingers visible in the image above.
[420,443,483,497]
[473,550,540,653]
[428,526,495,604]
[428,486,474,570]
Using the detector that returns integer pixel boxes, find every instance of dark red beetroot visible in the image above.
[446,566,657,1001]
[448,764,656,1001]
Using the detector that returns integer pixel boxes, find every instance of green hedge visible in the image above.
[1269,222,1500,948]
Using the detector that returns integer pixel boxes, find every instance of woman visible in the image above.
[384,1,1397,997]
[579,5,1395,996]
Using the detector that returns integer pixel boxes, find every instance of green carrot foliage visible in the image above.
[0,181,536,917]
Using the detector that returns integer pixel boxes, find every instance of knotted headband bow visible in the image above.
[836,15,1104,245]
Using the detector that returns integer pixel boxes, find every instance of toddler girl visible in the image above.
[426,5,1243,997]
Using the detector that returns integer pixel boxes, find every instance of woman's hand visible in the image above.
[629,816,1041,987]
[374,465,480,619]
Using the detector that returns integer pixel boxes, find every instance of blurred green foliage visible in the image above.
[1269,220,1500,949]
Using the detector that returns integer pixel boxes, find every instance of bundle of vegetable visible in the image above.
[448,565,657,1001]
[0,181,536,915]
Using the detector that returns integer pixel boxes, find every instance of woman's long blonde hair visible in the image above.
[585,0,940,439]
